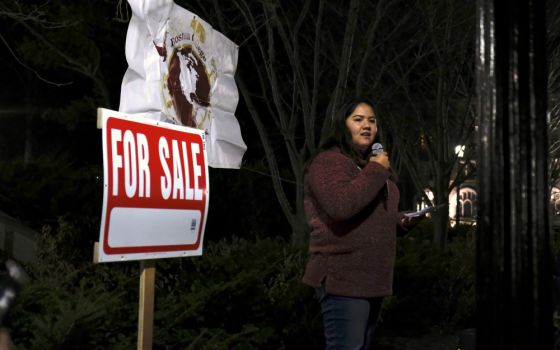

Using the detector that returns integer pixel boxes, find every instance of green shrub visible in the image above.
[8,220,139,350]
[152,237,322,349]
[6,217,479,349]
[6,220,323,349]
[381,224,475,337]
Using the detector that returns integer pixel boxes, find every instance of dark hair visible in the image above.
[316,97,381,167]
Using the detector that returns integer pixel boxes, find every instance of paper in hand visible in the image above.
[404,204,447,218]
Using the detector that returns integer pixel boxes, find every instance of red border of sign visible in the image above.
[97,109,209,261]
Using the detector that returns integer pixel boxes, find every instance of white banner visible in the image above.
[119,0,246,169]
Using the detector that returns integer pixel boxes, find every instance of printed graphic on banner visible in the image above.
[96,108,209,263]
[119,0,246,169]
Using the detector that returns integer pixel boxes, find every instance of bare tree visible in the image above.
[382,0,477,249]
[1,0,483,248]
[185,0,430,243]
[0,0,131,168]
[0,1,118,108]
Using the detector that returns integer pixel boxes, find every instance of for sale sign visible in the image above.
[96,108,209,262]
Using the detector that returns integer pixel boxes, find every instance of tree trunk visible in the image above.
[433,172,450,249]
[476,0,553,347]
[24,71,34,164]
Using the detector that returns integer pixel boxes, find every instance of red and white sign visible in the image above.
[96,108,209,262]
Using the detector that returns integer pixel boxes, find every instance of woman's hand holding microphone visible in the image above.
[369,143,390,169]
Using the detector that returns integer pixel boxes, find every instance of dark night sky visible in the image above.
[0,2,290,244]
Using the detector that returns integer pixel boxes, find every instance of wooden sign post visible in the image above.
[137,260,156,350]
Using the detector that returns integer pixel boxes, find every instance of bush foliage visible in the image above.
[5,219,476,349]
[7,219,323,349]
[384,223,476,335]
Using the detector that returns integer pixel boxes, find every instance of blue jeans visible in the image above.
[316,286,383,350]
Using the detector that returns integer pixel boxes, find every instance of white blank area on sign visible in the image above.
[108,207,200,247]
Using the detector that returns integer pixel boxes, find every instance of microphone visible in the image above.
[369,142,389,200]
[370,142,384,157]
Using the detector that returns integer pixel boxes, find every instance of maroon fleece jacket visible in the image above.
[302,147,403,298]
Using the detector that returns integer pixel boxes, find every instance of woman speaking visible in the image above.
[302,98,417,349]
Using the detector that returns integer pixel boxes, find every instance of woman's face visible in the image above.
[345,103,377,150]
